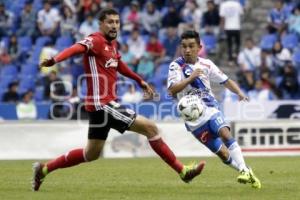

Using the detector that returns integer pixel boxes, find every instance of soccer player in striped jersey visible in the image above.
[167,30,261,189]
[32,8,205,191]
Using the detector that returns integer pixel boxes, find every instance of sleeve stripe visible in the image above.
[219,78,229,85]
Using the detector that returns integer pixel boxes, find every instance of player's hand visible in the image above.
[40,57,56,68]
[189,68,203,80]
[140,81,155,99]
[238,92,249,101]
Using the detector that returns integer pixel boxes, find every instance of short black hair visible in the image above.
[98,8,119,21]
[180,30,200,45]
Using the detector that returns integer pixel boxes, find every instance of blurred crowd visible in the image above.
[0,0,299,120]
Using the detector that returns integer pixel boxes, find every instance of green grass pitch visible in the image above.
[0,157,299,200]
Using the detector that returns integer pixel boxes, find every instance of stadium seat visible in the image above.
[0,75,17,90]
[29,46,43,64]
[35,36,52,48]
[0,65,18,77]
[202,34,217,54]
[155,63,169,78]
[141,34,150,43]
[32,0,43,11]
[20,63,38,77]
[55,36,73,51]
[292,49,300,64]
[18,36,32,53]
[260,34,277,51]
[0,36,9,49]
[34,86,45,102]
[18,76,35,94]
[281,33,299,51]
[121,34,130,44]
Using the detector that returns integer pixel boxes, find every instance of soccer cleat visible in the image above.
[237,167,261,189]
[32,162,46,191]
[248,168,261,189]
[180,161,206,183]
[237,169,251,184]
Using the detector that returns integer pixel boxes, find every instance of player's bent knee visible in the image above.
[144,123,158,138]
[85,149,101,161]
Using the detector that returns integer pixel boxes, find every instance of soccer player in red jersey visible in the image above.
[32,8,205,191]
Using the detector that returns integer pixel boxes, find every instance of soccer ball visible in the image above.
[177,95,204,121]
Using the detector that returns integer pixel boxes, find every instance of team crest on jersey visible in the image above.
[105,58,118,68]
[104,46,109,51]
[184,68,192,76]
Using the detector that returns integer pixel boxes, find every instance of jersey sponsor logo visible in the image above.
[105,58,118,68]
[200,130,209,143]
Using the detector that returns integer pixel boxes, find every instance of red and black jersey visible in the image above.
[77,32,122,111]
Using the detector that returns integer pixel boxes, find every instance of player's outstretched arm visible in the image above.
[140,81,155,99]
[168,69,203,96]
[117,60,144,85]
[40,44,86,68]
[118,61,155,98]
[224,79,249,101]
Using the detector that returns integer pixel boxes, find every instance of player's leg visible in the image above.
[32,111,109,191]
[219,127,248,172]
[129,115,206,183]
[214,143,240,171]
[219,127,261,188]
[32,139,105,191]
[104,102,205,183]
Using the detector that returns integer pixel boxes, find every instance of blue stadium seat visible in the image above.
[141,34,150,43]
[281,33,299,50]
[202,34,217,54]
[35,36,52,48]
[34,86,45,102]
[20,63,38,76]
[292,49,300,64]
[0,75,17,91]
[0,65,18,76]
[0,37,9,49]
[55,36,73,51]
[18,76,35,94]
[29,46,43,64]
[121,34,130,44]
[18,36,32,53]
[9,1,25,18]
[260,34,277,51]
[32,0,43,11]
[155,63,169,79]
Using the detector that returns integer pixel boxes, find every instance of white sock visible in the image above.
[223,155,240,171]
[228,142,248,172]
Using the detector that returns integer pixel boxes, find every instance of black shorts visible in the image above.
[88,101,136,140]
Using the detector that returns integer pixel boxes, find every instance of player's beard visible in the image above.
[106,31,118,41]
